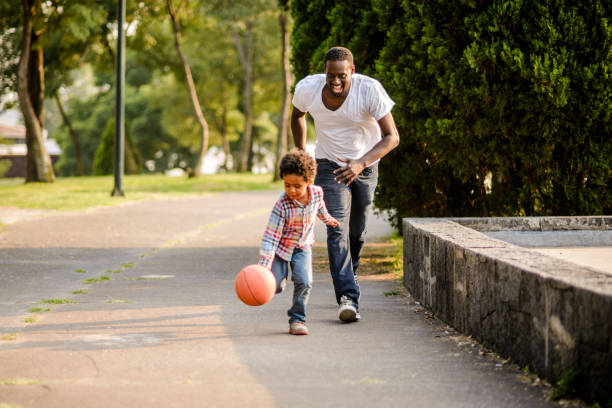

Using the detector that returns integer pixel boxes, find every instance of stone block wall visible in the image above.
[403,218,612,403]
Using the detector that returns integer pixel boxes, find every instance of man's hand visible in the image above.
[333,158,367,185]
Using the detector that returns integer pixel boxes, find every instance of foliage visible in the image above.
[550,368,579,400]
[92,118,141,175]
[2,0,287,178]
[0,2,21,111]
[291,0,612,226]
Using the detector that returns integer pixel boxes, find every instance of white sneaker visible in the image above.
[289,321,309,335]
[338,295,360,322]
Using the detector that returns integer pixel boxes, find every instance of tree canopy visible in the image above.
[1,0,287,178]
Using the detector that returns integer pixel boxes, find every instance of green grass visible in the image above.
[28,307,51,313]
[23,316,37,323]
[71,289,88,295]
[1,333,18,341]
[0,173,281,211]
[550,368,579,400]
[39,298,75,304]
[83,276,110,284]
[73,269,87,274]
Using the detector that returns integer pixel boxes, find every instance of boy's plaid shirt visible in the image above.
[258,184,335,269]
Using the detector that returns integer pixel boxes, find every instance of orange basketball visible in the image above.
[235,264,276,306]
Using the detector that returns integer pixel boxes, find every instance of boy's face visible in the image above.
[283,174,311,203]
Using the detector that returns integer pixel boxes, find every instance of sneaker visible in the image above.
[338,295,360,322]
[289,321,309,335]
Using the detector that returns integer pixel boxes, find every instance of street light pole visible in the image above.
[112,0,125,197]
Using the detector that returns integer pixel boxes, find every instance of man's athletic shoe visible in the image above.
[338,295,360,322]
[289,321,309,335]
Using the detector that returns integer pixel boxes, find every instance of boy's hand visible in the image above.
[327,218,340,228]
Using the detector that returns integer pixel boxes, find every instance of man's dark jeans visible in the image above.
[315,159,378,305]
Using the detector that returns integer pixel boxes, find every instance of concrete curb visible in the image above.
[402,217,612,403]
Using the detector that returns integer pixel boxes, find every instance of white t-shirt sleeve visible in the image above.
[292,75,322,113]
[367,79,395,121]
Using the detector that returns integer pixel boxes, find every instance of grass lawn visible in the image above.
[0,173,282,211]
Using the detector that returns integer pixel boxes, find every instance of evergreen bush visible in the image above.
[291,0,611,227]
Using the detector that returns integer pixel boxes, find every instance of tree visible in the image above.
[44,2,107,176]
[16,0,55,182]
[211,0,279,172]
[2,0,108,179]
[273,0,293,181]
[166,0,209,177]
[232,19,255,172]
[54,92,83,175]
[93,117,141,175]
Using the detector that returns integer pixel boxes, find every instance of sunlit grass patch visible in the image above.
[133,275,173,280]
[0,378,42,386]
[0,174,281,211]
[312,233,403,281]
[71,289,88,295]
[0,403,24,408]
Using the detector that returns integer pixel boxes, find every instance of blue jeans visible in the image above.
[315,159,378,305]
[270,247,312,323]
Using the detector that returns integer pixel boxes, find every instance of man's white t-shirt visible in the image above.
[292,73,394,166]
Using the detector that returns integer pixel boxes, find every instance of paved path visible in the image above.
[0,192,559,407]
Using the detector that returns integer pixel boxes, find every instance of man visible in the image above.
[291,46,400,322]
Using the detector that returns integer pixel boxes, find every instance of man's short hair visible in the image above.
[324,47,354,65]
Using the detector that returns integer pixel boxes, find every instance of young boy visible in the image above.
[259,149,339,335]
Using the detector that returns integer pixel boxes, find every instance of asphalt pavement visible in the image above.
[0,191,560,407]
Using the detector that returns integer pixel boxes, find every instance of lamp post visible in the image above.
[112,0,125,197]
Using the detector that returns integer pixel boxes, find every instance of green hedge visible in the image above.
[291,0,611,227]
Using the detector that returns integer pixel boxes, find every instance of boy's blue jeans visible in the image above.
[315,159,378,305]
[270,246,312,323]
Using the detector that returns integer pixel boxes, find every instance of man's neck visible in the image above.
[322,86,349,111]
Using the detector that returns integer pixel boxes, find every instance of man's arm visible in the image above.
[334,112,400,185]
[291,106,307,150]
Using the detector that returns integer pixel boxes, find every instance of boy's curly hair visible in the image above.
[279,149,317,182]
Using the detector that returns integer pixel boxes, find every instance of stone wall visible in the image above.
[403,218,612,403]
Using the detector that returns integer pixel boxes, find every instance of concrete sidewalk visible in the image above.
[0,193,561,407]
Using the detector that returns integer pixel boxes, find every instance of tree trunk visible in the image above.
[17,0,55,183]
[54,92,84,176]
[28,31,44,126]
[167,0,209,177]
[220,105,231,171]
[273,7,292,181]
[233,21,254,172]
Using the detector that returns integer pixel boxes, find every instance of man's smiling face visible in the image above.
[324,59,354,98]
